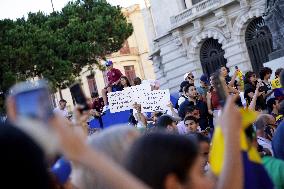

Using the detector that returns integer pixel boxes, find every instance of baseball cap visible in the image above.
[105,60,113,67]
[183,72,194,80]
[200,74,209,84]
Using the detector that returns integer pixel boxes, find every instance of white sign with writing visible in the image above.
[140,89,170,112]
[107,91,134,113]
[107,84,170,113]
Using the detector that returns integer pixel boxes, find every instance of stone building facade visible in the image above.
[146,0,274,92]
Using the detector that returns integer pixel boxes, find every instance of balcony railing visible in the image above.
[171,0,223,26]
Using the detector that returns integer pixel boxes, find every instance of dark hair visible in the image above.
[267,98,277,114]
[179,81,190,93]
[59,99,67,103]
[194,132,210,144]
[184,83,195,93]
[220,66,230,73]
[120,76,131,87]
[91,92,99,98]
[184,115,198,124]
[157,115,174,129]
[0,123,50,188]
[133,77,142,86]
[244,71,255,84]
[154,111,164,118]
[259,67,272,80]
[125,133,198,189]
[275,68,284,77]
[185,105,197,114]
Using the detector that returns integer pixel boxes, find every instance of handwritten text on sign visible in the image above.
[140,90,170,112]
[107,85,170,113]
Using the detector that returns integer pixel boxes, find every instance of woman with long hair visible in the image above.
[120,76,131,89]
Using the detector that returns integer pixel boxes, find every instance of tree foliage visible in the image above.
[0,0,133,112]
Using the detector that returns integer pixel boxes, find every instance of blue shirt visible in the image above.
[272,121,284,160]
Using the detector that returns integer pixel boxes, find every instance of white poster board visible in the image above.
[107,84,170,113]
[140,89,170,112]
[107,91,134,113]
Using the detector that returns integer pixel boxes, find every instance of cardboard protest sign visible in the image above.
[140,89,170,112]
[107,84,170,113]
[123,84,151,103]
[107,91,134,113]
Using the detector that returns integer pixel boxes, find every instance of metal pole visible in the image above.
[50,0,55,12]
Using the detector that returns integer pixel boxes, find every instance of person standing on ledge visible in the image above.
[101,60,123,112]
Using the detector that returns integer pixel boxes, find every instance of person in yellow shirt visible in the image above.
[271,68,284,101]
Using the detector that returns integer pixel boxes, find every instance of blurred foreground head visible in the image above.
[0,122,50,188]
[72,125,139,189]
[125,132,214,189]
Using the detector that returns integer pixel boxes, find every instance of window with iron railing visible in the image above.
[87,74,98,96]
[124,65,136,85]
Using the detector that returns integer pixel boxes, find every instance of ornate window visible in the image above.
[124,65,136,85]
[86,74,98,96]
[245,17,273,74]
[200,38,227,76]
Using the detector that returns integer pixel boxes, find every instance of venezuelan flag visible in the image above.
[210,109,274,189]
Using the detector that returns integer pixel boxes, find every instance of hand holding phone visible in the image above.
[69,83,90,112]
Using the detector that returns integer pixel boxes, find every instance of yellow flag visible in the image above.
[209,108,259,175]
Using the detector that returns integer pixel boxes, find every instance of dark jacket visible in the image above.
[178,99,209,130]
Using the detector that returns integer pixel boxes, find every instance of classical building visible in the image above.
[54,4,156,110]
[145,0,275,92]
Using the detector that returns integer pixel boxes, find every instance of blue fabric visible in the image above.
[242,152,274,189]
[88,94,180,129]
[170,92,179,106]
[272,121,284,161]
[89,109,131,129]
[51,157,72,185]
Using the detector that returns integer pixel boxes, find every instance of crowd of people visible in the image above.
[0,61,284,189]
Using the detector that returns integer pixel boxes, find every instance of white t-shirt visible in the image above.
[53,107,68,118]
[257,136,274,156]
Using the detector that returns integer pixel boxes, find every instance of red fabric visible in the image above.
[107,68,122,85]
[92,98,104,113]
[211,90,221,110]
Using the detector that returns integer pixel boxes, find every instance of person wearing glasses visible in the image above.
[184,72,195,85]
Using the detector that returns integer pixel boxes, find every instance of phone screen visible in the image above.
[15,88,53,121]
[69,83,89,111]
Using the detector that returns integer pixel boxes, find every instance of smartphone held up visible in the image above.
[69,83,90,112]
[8,79,59,155]
[9,79,54,122]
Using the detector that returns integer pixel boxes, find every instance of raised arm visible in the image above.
[215,95,243,189]
[51,115,149,189]
[228,70,238,87]
[167,102,182,121]
[248,85,260,110]
[133,103,147,127]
